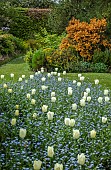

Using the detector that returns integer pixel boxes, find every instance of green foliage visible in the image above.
[0,34,25,58]
[93,49,111,66]
[32,49,46,70]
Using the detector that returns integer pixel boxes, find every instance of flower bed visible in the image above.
[0,70,111,169]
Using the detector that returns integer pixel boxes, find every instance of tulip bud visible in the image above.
[41,77,46,82]
[78,74,82,77]
[3,83,7,88]
[73,129,80,139]
[102,117,107,123]
[19,128,26,139]
[64,118,70,126]
[11,118,16,125]
[22,75,25,79]
[8,89,12,93]
[10,73,14,78]
[86,88,90,93]
[104,89,108,95]
[69,119,75,127]
[80,76,85,81]
[18,77,22,82]
[77,82,81,87]
[63,71,66,75]
[77,153,85,165]
[51,92,55,97]
[33,160,42,170]
[55,68,58,71]
[51,97,56,102]
[90,130,96,138]
[1,75,4,79]
[87,96,91,102]
[33,113,37,119]
[47,73,51,77]
[72,103,77,110]
[27,93,30,99]
[80,99,85,106]
[48,146,54,158]
[73,80,76,84]
[31,89,36,95]
[42,105,48,112]
[95,79,99,84]
[15,110,19,116]
[105,96,110,102]
[30,75,34,79]
[58,77,62,81]
[54,163,63,170]
[98,97,103,103]
[47,111,54,120]
[31,99,36,105]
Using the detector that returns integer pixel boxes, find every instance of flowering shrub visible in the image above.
[0,71,111,169]
[60,18,111,61]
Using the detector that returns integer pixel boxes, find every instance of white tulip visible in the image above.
[69,119,75,127]
[15,105,19,109]
[53,72,57,75]
[47,111,54,120]
[63,71,66,75]
[87,96,91,102]
[41,85,48,90]
[51,97,56,102]
[58,77,62,81]
[38,71,41,74]
[68,89,73,95]
[30,75,34,79]
[77,82,81,87]
[73,129,80,139]
[104,89,109,95]
[95,79,99,84]
[1,75,4,79]
[31,89,36,95]
[58,73,61,76]
[77,153,85,165]
[11,118,16,125]
[51,92,55,97]
[102,117,107,123]
[78,74,82,77]
[55,68,58,71]
[54,163,63,170]
[47,73,51,77]
[80,76,85,81]
[10,73,14,78]
[25,80,28,83]
[72,103,77,110]
[33,160,42,170]
[90,130,96,138]
[15,110,19,116]
[84,92,88,97]
[31,99,36,105]
[82,96,86,101]
[42,105,48,112]
[48,146,54,158]
[22,75,25,79]
[80,99,85,106]
[3,83,7,88]
[27,93,30,99]
[19,128,26,139]
[105,96,110,102]
[51,72,54,75]
[8,89,12,93]
[98,97,103,103]
[41,68,44,73]
[18,77,22,82]
[33,113,37,119]
[64,118,70,126]
[73,80,76,84]
[41,77,46,82]
[86,88,90,93]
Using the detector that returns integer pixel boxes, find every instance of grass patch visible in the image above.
[0,57,111,90]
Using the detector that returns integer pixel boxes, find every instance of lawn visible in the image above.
[0,57,111,90]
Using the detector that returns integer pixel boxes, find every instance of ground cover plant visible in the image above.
[0,69,111,169]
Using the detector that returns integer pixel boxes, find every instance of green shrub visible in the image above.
[32,49,46,70]
[0,34,26,61]
[93,49,111,66]
[91,63,108,73]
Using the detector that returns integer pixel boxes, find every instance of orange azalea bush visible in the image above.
[60,18,111,61]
